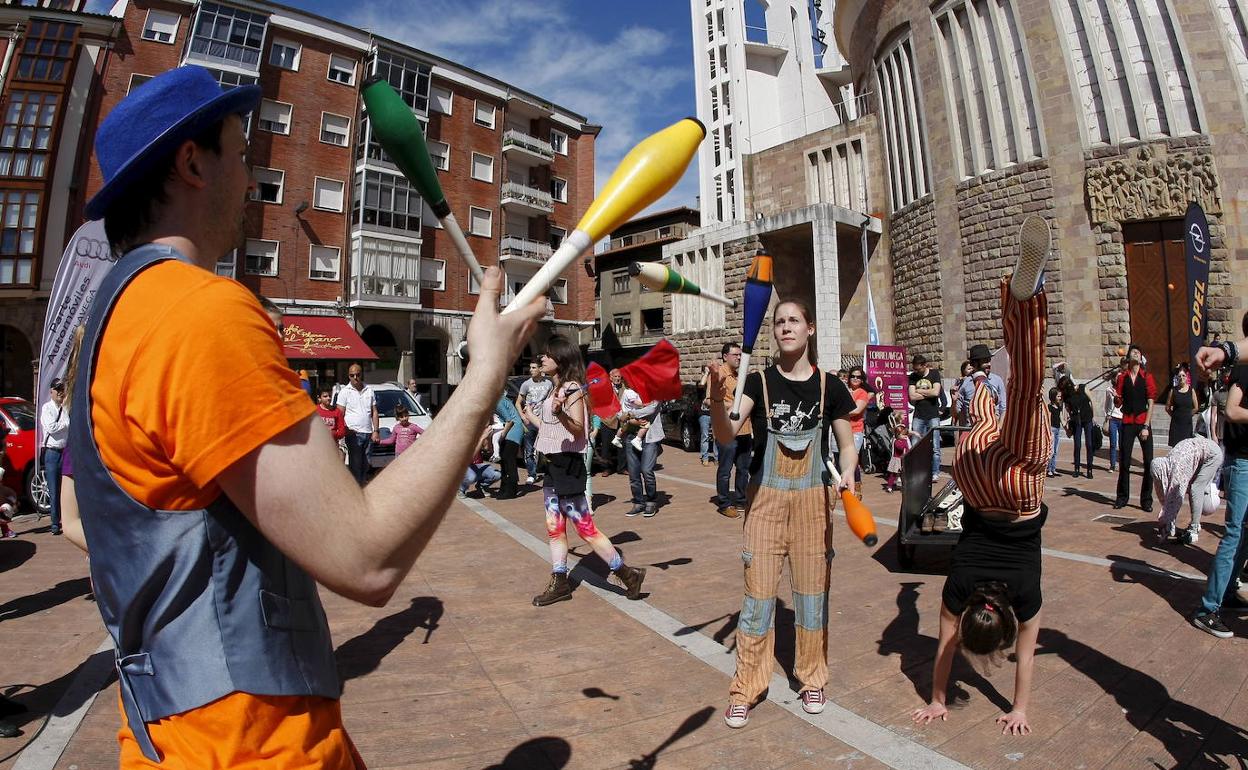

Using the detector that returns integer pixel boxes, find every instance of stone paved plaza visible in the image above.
[0,441,1244,769]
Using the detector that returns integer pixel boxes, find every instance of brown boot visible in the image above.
[613,565,647,600]
[532,572,573,606]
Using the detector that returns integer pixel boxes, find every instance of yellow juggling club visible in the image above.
[502,117,706,314]
[630,261,735,308]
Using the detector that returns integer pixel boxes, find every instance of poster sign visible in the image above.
[865,344,909,422]
[37,219,116,446]
[1184,201,1210,372]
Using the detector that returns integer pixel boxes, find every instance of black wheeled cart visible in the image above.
[896,426,969,567]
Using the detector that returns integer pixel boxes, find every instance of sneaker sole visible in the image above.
[1011,215,1050,300]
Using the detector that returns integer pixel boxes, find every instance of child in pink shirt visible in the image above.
[378,405,424,455]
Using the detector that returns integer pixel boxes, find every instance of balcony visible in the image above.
[501,181,554,216]
[744,25,788,59]
[604,222,692,252]
[500,235,553,264]
[502,129,554,166]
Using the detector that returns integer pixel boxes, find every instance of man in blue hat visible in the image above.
[72,66,547,767]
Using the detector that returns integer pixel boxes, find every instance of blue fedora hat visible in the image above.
[86,66,261,220]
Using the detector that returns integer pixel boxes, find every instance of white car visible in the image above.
[365,382,433,469]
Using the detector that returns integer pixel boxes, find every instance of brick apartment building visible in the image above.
[75,0,598,405]
[590,206,699,367]
[0,0,119,398]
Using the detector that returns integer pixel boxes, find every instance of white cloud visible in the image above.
[348,0,699,215]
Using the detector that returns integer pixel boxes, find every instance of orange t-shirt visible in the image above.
[91,260,359,769]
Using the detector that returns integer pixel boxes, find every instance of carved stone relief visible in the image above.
[1085,144,1221,224]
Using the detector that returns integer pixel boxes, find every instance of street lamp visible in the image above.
[290,200,309,307]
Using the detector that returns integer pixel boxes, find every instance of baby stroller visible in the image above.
[860,404,895,473]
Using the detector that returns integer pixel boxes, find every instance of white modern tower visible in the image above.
[690,0,856,224]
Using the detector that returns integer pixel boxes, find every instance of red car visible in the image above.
[0,397,48,513]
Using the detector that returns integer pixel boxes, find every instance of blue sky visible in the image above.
[91,0,701,216]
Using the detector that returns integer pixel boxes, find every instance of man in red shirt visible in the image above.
[1114,344,1158,511]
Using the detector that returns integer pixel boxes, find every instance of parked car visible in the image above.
[659,384,704,452]
[367,383,434,469]
[0,398,46,513]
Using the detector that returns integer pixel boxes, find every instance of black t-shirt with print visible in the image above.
[743,367,856,477]
[1224,365,1248,459]
[909,368,943,420]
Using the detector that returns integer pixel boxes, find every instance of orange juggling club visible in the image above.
[824,461,879,547]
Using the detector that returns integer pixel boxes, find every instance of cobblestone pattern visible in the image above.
[890,197,942,362]
[955,160,1065,363]
[1088,137,1234,368]
[665,235,777,383]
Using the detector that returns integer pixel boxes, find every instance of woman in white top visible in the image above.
[530,335,646,607]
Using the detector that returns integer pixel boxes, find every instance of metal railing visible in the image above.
[502,129,554,159]
[500,181,554,212]
[833,91,875,124]
[605,222,692,251]
[500,235,553,261]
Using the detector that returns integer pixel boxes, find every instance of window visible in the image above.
[313,177,345,212]
[671,246,726,332]
[549,226,566,248]
[353,169,423,234]
[187,2,267,70]
[353,235,423,300]
[932,0,1042,179]
[551,177,568,203]
[613,313,632,335]
[875,37,931,210]
[551,278,568,304]
[1056,0,1200,144]
[0,190,38,285]
[611,270,631,294]
[142,9,179,44]
[641,308,664,333]
[15,19,76,83]
[0,91,57,179]
[469,206,492,237]
[327,53,355,85]
[250,167,283,203]
[128,74,153,93]
[471,152,494,182]
[368,51,429,111]
[269,38,300,70]
[244,239,278,276]
[320,112,350,146]
[258,100,292,134]
[474,101,496,129]
[216,250,236,278]
[428,140,449,170]
[308,245,340,281]
[430,85,453,114]
[550,128,568,155]
[420,258,446,290]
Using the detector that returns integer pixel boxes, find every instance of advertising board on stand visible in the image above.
[865,344,909,424]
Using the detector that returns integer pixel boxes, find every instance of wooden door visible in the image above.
[1124,220,1187,378]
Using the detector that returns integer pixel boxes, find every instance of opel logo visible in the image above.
[1189,223,1206,254]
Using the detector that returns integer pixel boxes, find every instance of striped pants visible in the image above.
[729,466,832,705]
[952,281,1051,515]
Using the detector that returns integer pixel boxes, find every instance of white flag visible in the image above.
[36,219,115,446]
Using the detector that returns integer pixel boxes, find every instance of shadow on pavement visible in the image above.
[1037,629,1248,767]
[649,557,692,571]
[626,706,715,769]
[0,576,91,622]
[483,736,571,769]
[334,596,444,682]
[1107,554,1206,620]
[1112,521,1213,575]
[0,540,35,575]
[581,687,619,701]
[876,582,1012,713]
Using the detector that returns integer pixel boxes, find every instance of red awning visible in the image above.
[282,315,377,360]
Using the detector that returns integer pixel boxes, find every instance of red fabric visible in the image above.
[282,316,377,360]
[621,339,683,404]
[586,362,621,420]
[1115,369,1158,424]
[315,405,347,440]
